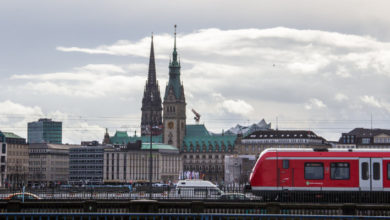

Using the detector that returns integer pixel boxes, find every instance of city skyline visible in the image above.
[1,0,390,144]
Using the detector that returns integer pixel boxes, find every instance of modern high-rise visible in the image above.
[28,118,62,144]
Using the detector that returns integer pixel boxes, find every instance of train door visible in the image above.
[371,158,383,191]
[278,159,292,188]
[359,158,383,191]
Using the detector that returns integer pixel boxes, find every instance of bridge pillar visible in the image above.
[83,200,97,212]
[191,201,205,213]
[342,203,356,215]
[7,200,21,212]
[266,202,280,214]
[130,200,158,213]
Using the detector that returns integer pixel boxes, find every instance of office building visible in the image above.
[28,118,62,144]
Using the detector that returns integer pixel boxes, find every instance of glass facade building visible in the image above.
[28,118,62,144]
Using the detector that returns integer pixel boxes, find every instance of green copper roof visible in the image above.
[141,143,177,150]
[183,124,236,152]
[1,132,24,139]
[183,135,236,152]
[114,131,129,138]
[164,26,183,100]
[110,131,162,145]
[186,124,210,137]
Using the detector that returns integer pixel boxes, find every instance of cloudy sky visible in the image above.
[1,0,390,143]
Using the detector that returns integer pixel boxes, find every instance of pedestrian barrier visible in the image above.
[1,213,390,220]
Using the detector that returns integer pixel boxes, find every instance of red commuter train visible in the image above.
[249,148,390,202]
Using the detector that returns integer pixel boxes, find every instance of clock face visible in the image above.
[168,121,174,129]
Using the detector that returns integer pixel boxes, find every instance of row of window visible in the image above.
[375,137,390,144]
[70,154,103,158]
[184,154,221,159]
[295,162,384,180]
[70,166,103,169]
[302,162,350,180]
[70,149,104,153]
[243,139,322,144]
[70,160,104,163]
[70,171,103,175]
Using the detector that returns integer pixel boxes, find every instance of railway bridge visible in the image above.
[2,199,390,217]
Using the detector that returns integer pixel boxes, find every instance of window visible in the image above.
[304,162,324,180]
[387,163,390,180]
[362,162,369,180]
[362,138,370,144]
[1,144,5,154]
[373,162,380,180]
[330,162,350,180]
[282,160,289,169]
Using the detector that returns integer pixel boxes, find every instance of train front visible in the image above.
[249,149,276,193]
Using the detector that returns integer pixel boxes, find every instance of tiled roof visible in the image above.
[344,128,390,137]
[182,124,237,152]
[182,135,236,152]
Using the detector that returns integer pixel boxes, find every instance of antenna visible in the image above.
[276,116,278,130]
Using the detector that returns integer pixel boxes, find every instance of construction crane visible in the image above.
[191,109,201,124]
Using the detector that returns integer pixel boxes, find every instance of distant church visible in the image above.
[106,26,236,183]
[140,34,163,136]
[141,25,186,149]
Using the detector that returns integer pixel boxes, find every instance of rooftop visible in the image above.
[110,131,162,145]
[0,131,24,139]
[343,128,390,137]
[243,130,324,140]
[141,143,177,150]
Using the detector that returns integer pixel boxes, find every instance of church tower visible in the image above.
[163,25,186,148]
[141,35,163,136]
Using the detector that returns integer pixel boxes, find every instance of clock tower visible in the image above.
[163,25,186,148]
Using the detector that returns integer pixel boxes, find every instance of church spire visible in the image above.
[148,33,156,85]
[141,33,163,136]
[103,128,110,144]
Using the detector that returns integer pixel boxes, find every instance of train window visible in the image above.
[362,162,369,180]
[283,160,289,169]
[388,163,390,180]
[330,162,350,180]
[373,162,380,180]
[304,162,324,180]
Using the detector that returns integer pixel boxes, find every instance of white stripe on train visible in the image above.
[251,186,390,191]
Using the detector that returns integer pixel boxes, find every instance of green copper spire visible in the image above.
[172,24,178,64]
[164,25,184,100]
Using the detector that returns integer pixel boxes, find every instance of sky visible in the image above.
[1,0,390,144]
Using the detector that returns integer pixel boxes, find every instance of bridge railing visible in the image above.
[1,213,390,220]
[2,200,390,216]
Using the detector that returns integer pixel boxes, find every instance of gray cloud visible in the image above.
[3,27,390,142]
